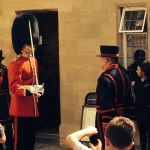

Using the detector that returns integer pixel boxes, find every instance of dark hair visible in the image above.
[138,62,150,77]
[134,49,145,58]
[108,57,118,64]
[105,117,135,149]
[134,49,145,63]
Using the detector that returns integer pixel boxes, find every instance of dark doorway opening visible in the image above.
[16,10,60,133]
[34,11,60,132]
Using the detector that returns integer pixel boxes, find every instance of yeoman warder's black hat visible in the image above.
[96,45,122,57]
[11,13,39,54]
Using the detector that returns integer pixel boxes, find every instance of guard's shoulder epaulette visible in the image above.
[12,54,21,61]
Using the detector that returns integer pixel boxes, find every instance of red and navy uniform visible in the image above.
[90,64,135,149]
[0,64,14,150]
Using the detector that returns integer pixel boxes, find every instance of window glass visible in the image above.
[119,7,147,32]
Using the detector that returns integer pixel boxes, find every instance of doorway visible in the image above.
[16,10,60,132]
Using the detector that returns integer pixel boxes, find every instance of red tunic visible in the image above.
[8,54,39,117]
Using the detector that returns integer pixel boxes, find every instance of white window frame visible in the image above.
[119,7,147,33]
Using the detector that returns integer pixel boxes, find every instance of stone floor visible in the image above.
[34,125,71,150]
[34,132,70,150]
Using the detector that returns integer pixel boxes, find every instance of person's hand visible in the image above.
[29,85,44,97]
[89,139,102,150]
[37,84,44,95]
[0,124,5,137]
[19,84,44,97]
[0,124,6,143]
[84,126,98,137]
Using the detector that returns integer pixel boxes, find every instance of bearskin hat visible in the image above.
[11,13,39,54]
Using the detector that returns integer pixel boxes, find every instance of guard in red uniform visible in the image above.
[90,45,135,150]
[0,50,14,150]
[8,13,44,150]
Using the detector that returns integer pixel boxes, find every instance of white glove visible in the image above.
[30,85,44,97]
[37,84,44,96]
[18,84,44,97]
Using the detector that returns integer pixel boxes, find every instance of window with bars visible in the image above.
[119,6,148,82]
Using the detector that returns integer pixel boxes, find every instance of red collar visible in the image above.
[104,64,119,71]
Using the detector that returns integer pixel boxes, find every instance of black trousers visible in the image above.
[13,116,37,150]
[89,112,105,150]
[136,109,150,150]
[0,124,14,150]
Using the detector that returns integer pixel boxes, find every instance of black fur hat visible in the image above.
[11,13,39,54]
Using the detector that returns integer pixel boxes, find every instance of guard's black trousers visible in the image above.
[13,117,37,150]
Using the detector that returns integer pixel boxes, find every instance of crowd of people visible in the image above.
[66,46,150,150]
[0,12,149,150]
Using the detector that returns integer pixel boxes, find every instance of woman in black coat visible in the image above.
[134,62,150,150]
